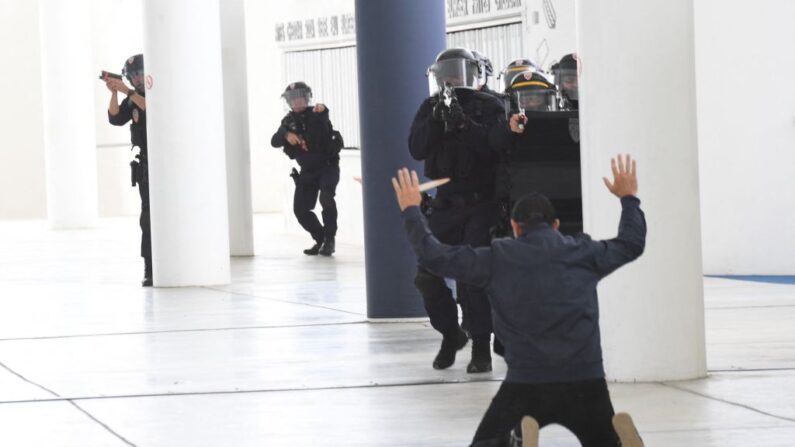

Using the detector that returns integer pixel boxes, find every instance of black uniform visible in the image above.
[271,107,340,245]
[108,95,151,268]
[490,112,583,235]
[408,89,504,353]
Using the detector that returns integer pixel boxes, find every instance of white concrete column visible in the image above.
[577,0,707,381]
[221,0,254,256]
[38,0,98,228]
[143,0,231,286]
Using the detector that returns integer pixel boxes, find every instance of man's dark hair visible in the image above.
[511,192,557,226]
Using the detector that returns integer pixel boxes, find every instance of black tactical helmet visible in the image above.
[426,48,481,94]
[435,47,478,63]
[470,50,494,78]
[122,54,145,94]
[550,53,579,102]
[281,81,313,111]
[510,71,557,112]
[500,58,541,93]
[283,81,312,96]
[550,53,577,72]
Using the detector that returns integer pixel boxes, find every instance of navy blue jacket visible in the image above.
[402,196,646,383]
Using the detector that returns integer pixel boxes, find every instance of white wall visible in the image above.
[0,0,46,219]
[0,0,144,220]
[695,0,795,274]
[244,0,294,213]
[523,0,576,70]
[91,0,144,218]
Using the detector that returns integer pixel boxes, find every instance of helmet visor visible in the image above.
[554,69,579,101]
[514,90,555,112]
[282,88,313,111]
[427,59,479,95]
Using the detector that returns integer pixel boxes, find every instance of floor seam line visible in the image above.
[660,382,795,424]
[0,378,505,405]
[67,400,138,447]
[0,360,61,398]
[201,285,367,317]
[0,320,375,343]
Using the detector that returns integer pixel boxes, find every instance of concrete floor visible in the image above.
[1,215,794,446]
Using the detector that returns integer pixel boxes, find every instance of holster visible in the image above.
[289,167,300,185]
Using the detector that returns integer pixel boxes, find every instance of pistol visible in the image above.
[437,82,459,133]
[99,71,123,81]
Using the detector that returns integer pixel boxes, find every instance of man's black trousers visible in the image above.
[470,378,621,447]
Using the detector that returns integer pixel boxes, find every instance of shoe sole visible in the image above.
[521,416,539,447]
[613,412,644,447]
[466,363,492,373]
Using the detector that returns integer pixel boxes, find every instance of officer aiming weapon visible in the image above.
[433,82,466,134]
[517,104,527,130]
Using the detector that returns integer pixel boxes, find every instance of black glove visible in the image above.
[432,100,448,122]
[448,99,467,129]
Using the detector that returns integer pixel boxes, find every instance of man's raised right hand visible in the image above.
[602,154,638,198]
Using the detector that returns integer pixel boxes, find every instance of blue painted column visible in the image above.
[355,0,447,319]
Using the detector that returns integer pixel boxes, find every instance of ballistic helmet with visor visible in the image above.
[426,48,481,95]
[550,53,579,101]
[282,81,313,111]
[122,54,145,94]
[500,58,540,93]
[510,71,557,112]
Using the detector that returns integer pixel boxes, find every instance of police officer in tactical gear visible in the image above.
[271,82,341,256]
[508,71,559,126]
[550,53,579,110]
[490,70,583,236]
[409,48,505,373]
[106,54,152,287]
[498,58,541,94]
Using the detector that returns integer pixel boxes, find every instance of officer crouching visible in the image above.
[271,82,342,256]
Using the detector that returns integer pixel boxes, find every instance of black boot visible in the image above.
[303,239,323,256]
[141,257,153,287]
[467,339,492,373]
[432,326,469,370]
[319,236,335,256]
